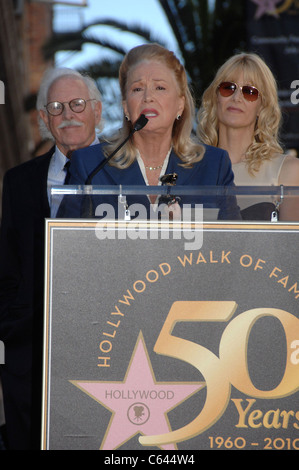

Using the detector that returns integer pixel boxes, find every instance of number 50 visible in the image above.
[139,301,299,447]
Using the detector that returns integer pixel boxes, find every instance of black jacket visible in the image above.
[0,147,53,449]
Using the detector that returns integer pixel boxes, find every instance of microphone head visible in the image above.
[160,173,178,186]
[133,114,148,132]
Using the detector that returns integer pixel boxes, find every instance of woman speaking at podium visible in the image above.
[66,43,240,220]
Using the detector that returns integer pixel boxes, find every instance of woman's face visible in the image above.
[216,71,262,132]
[123,60,185,137]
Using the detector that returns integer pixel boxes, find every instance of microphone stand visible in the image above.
[80,114,148,217]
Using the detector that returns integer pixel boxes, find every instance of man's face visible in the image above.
[40,76,102,155]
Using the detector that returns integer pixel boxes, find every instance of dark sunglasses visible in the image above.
[218,81,260,102]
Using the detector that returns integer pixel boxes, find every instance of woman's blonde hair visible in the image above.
[105,43,205,168]
[197,52,283,173]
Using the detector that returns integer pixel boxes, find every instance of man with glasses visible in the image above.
[0,68,102,449]
[38,68,102,217]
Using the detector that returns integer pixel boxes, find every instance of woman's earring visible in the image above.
[176,114,181,120]
[125,115,130,121]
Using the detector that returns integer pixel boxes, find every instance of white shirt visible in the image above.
[136,149,171,209]
[136,149,170,186]
[48,137,99,217]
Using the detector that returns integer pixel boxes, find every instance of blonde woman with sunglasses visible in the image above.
[197,52,299,221]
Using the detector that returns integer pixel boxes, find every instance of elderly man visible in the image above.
[0,68,102,449]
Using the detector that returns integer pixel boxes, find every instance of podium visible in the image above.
[41,186,299,450]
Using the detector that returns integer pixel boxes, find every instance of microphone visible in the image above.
[81,114,148,217]
[159,173,181,207]
[85,114,148,185]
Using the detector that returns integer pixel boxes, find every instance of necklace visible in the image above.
[145,164,163,171]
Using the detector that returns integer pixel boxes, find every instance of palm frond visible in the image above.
[45,1,246,128]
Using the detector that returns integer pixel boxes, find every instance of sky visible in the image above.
[53,0,181,132]
[53,0,179,68]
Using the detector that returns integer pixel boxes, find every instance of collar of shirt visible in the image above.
[136,148,171,186]
[48,136,99,216]
[136,148,171,209]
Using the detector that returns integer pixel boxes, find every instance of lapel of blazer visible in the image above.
[33,146,55,217]
[101,159,146,186]
[99,151,197,186]
[165,151,198,186]
[93,149,202,195]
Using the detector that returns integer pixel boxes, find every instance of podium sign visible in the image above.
[42,221,299,450]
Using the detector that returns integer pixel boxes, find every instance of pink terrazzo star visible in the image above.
[71,333,204,450]
[251,0,282,19]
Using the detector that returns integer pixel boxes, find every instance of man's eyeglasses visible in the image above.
[217,82,260,102]
[44,98,96,116]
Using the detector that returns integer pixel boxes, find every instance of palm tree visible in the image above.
[159,0,246,100]
[42,0,246,134]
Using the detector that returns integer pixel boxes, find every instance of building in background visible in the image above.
[0,0,53,206]
[247,0,299,155]
[0,0,87,214]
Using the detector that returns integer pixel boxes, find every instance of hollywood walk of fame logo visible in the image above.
[127,403,150,425]
[70,332,205,450]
